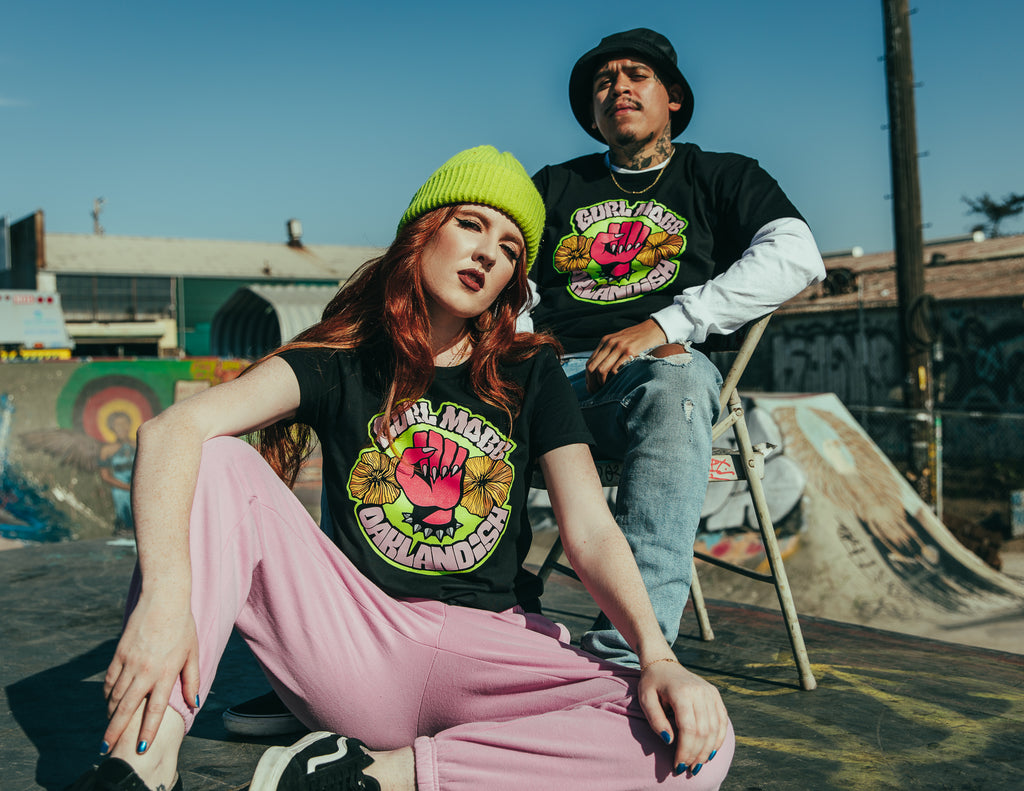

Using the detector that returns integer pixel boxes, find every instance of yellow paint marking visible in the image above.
[719,659,1024,788]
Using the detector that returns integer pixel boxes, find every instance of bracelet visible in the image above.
[640,657,680,673]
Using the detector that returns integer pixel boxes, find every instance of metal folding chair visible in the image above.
[536,314,817,690]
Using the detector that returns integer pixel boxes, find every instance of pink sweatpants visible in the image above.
[142,437,733,790]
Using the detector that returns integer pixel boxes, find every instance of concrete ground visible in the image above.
[3,537,1023,791]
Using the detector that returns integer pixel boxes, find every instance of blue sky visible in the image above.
[3,1,1022,255]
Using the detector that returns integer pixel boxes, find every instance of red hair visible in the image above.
[251,206,560,485]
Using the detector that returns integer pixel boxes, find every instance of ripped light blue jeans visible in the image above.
[561,348,723,667]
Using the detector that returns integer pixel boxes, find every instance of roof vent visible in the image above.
[286,218,303,248]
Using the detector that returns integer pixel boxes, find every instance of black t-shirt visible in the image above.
[532,143,802,353]
[278,344,592,612]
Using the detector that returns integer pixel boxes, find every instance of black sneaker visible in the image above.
[222,690,304,736]
[64,758,183,791]
[250,732,379,791]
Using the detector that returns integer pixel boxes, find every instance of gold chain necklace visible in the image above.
[608,152,673,195]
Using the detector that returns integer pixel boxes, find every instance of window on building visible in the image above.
[57,275,174,320]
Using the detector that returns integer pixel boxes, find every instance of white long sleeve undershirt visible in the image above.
[649,216,824,345]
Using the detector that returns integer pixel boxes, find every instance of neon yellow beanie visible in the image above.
[398,145,545,272]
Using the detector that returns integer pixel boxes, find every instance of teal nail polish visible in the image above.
[137,740,148,754]
[194,694,201,707]
[692,763,703,775]
[99,740,110,755]
[660,730,671,744]
[674,763,688,775]
[709,749,717,761]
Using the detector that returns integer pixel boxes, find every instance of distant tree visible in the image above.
[962,191,1024,237]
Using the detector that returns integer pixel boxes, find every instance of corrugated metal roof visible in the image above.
[780,233,1024,315]
[248,283,337,345]
[43,233,385,281]
[211,283,338,359]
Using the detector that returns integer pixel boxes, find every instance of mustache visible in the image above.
[604,98,642,116]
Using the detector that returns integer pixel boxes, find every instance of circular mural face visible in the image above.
[71,376,161,442]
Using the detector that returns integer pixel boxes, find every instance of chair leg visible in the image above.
[732,398,817,690]
[689,560,715,641]
[538,534,562,583]
[538,534,579,583]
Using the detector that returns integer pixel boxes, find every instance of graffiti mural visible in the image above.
[769,312,902,406]
[762,299,1024,462]
[766,300,1024,412]
[939,308,1024,410]
[1,394,74,542]
[18,373,161,535]
[1,359,247,544]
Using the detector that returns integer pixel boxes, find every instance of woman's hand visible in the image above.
[637,659,728,776]
[101,590,200,754]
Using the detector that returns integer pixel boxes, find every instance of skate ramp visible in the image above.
[693,392,1024,652]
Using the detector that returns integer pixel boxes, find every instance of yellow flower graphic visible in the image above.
[553,235,594,272]
[461,456,514,517]
[635,231,684,268]
[349,450,400,505]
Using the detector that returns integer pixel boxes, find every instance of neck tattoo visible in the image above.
[607,149,674,195]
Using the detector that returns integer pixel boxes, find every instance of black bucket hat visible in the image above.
[569,28,694,143]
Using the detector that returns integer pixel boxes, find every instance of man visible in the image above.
[527,28,825,666]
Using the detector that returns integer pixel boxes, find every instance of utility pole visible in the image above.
[882,0,935,503]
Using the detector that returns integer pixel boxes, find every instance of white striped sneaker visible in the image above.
[250,732,379,791]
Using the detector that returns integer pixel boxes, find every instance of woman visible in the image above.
[70,146,733,791]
